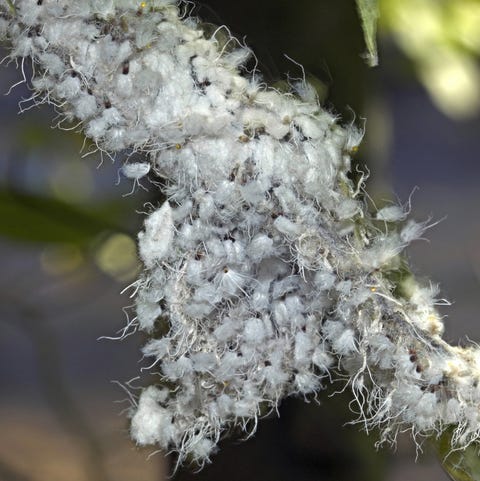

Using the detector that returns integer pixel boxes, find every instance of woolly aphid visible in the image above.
[2,0,480,470]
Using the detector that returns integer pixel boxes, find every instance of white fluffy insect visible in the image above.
[4,0,480,471]
[120,161,151,195]
[376,204,408,222]
[138,201,174,269]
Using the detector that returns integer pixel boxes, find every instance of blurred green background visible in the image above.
[1,1,479,480]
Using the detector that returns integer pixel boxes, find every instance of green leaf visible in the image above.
[435,428,480,481]
[4,0,16,15]
[0,188,132,245]
[356,0,379,67]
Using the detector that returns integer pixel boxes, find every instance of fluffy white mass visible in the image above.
[2,0,480,469]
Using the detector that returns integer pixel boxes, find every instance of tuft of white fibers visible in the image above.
[138,201,174,269]
[243,317,267,344]
[3,0,480,471]
[400,219,430,243]
[121,161,151,194]
[376,204,408,222]
[122,162,151,180]
[130,386,172,447]
[332,328,358,357]
[135,296,162,332]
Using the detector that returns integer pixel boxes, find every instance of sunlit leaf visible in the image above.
[94,232,140,281]
[356,0,379,66]
[379,0,480,118]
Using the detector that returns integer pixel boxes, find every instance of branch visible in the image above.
[1,0,479,472]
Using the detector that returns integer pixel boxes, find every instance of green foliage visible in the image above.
[379,0,480,118]
[435,429,480,481]
[4,0,15,15]
[356,0,379,66]
[0,188,130,245]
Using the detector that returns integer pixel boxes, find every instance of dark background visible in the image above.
[1,1,479,480]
